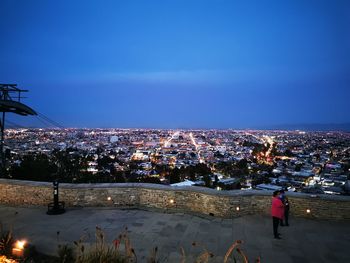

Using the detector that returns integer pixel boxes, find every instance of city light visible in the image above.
[15,240,26,250]
[164,131,180,147]
[4,128,349,196]
[0,256,18,263]
[236,206,240,211]
[306,209,311,214]
[12,240,26,257]
[189,132,205,164]
[169,199,175,204]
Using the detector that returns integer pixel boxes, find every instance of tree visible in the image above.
[140,177,161,184]
[295,163,302,172]
[52,150,90,183]
[169,168,181,184]
[236,159,248,170]
[314,153,321,162]
[97,155,115,171]
[213,174,219,187]
[284,149,294,157]
[10,153,57,182]
[214,151,224,158]
[203,174,212,188]
[110,167,126,183]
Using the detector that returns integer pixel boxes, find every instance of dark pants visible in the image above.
[280,209,290,226]
[285,209,289,225]
[273,217,280,237]
[280,218,284,226]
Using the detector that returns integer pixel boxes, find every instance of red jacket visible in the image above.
[271,197,284,219]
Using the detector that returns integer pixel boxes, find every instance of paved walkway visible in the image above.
[0,205,349,262]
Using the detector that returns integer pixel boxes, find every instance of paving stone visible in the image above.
[0,205,349,262]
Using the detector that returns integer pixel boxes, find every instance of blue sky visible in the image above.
[1,0,349,128]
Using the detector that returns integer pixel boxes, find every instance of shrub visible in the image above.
[0,230,14,257]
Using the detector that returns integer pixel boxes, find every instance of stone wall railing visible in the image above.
[1,179,350,220]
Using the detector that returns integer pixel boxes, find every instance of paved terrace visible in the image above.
[0,205,349,263]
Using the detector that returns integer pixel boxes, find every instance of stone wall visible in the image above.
[1,179,350,220]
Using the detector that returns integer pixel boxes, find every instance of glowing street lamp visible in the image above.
[12,240,26,257]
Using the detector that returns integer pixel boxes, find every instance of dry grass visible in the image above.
[223,240,261,263]
[57,227,261,263]
[0,225,261,263]
[177,239,259,263]
[191,242,214,263]
[223,240,242,263]
[147,246,158,263]
[0,225,14,258]
[58,226,140,263]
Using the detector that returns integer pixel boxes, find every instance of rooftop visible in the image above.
[1,205,349,262]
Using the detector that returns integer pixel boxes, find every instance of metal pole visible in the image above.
[0,84,36,175]
[53,181,59,209]
[0,112,5,172]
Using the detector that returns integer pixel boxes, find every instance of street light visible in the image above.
[12,240,26,258]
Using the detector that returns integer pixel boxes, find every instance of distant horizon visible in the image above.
[1,0,350,128]
[6,120,350,132]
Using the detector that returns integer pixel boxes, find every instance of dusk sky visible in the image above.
[1,0,349,129]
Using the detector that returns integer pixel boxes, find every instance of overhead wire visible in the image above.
[35,116,55,128]
[5,110,65,130]
[37,112,65,129]
[7,113,64,130]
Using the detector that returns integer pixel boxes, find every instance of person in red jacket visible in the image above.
[271,190,284,239]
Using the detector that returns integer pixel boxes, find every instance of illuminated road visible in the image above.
[245,132,274,158]
[164,131,180,147]
[263,135,274,157]
[189,132,205,163]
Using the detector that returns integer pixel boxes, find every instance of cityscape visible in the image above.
[1,0,350,262]
[4,128,350,195]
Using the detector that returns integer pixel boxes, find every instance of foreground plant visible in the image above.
[57,226,260,263]
[57,244,74,263]
[0,255,18,263]
[180,239,260,263]
[0,227,14,258]
[223,240,261,263]
[192,242,214,263]
[58,226,137,263]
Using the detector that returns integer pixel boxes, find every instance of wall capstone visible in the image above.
[1,179,349,220]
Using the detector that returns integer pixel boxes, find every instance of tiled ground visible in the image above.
[1,205,349,262]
